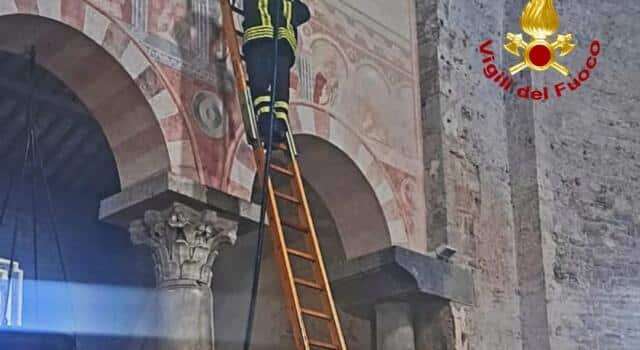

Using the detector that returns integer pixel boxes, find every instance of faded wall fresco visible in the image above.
[289,0,424,247]
[102,0,425,249]
[9,0,424,251]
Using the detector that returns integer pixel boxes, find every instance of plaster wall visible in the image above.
[23,0,428,254]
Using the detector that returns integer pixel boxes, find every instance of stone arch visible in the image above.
[228,103,408,258]
[0,1,202,188]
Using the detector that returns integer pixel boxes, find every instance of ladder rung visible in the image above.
[287,248,314,261]
[294,278,323,290]
[301,308,332,321]
[222,1,348,348]
[309,339,338,349]
[275,191,300,204]
[281,220,308,232]
[271,164,294,176]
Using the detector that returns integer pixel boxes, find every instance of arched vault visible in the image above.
[0,2,202,188]
[229,103,409,259]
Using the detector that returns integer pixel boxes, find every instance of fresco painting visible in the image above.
[309,39,347,109]
[54,0,424,237]
[148,0,197,55]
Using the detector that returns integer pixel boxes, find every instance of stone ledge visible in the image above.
[99,172,261,229]
[328,246,474,317]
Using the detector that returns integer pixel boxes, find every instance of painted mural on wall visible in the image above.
[149,0,196,51]
[81,0,424,240]
[117,0,241,188]
[293,0,425,238]
[297,0,421,161]
[308,39,346,108]
[129,0,221,82]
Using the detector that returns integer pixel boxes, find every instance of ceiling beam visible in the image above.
[0,75,89,121]
[56,131,103,184]
[45,127,93,180]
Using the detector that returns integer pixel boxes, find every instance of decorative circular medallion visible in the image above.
[192,91,225,138]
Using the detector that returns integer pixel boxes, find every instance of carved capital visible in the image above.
[129,203,237,287]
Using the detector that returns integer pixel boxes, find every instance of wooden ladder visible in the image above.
[219,1,348,349]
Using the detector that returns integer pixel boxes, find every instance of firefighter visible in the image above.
[242,0,310,145]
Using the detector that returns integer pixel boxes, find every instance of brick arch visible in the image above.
[228,102,408,255]
[0,1,203,188]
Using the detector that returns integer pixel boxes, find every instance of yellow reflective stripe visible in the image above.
[244,26,275,41]
[246,25,273,33]
[285,1,294,49]
[257,106,271,115]
[277,27,294,36]
[284,0,292,27]
[244,25,296,49]
[275,111,288,121]
[244,33,273,41]
[277,28,295,38]
[245,31,274,38]
[277,28,297,49]
[254,96,271,106]
[274,101,289,110]
[257,108,288,121]
[258,0,271,27]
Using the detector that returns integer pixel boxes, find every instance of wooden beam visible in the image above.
[0,75,89,120]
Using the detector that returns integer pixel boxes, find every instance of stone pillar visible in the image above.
[129,202,237,350]
[328,247,473,350]
[414,302,457,350]
[375,302,416,350]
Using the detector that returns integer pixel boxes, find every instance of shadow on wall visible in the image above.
[212,134,395,349]
[213,179,372,349]
[0,22,156,349]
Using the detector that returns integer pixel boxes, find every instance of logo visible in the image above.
[478,0,600,101]
[504,0,575,76]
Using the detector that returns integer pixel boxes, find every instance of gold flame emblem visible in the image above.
[504,0,576,76]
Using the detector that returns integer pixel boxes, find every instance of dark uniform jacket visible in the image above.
[242,0,311,52]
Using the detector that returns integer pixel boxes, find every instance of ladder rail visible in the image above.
[291,160,348,350]
[219,1,347,348]
[258,164,311,350]
[219,0,258,142]
[221,1,310,346]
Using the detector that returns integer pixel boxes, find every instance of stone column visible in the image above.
[129,202,237,350]
[328,247,474,350]
[375,302,416,350]
[414,302,457,350]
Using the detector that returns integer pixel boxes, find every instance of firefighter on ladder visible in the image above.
[242,0,310,145]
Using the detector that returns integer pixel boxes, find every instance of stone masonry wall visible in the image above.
[533,1,640,349]
[420,0,640,348]
[416,0,522,349]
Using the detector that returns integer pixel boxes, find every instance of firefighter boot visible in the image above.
[258,113,287,146]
